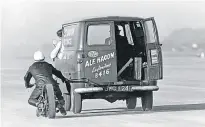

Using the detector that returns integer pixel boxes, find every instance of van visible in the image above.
[54,16,163,114]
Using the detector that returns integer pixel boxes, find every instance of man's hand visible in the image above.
[61,78,66,83]
[61,78,70,83]
[65,78,70,83]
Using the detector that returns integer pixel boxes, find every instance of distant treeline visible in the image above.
[162,28,205,51]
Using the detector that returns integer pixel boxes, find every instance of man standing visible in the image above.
[50,29,65,60]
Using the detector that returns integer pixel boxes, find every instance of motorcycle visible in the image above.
[31,79,71,119]
[35,83,57,119]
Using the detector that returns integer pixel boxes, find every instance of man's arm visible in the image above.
[24,70,32,88]
[51,65,66,82]
[50,41,62,59]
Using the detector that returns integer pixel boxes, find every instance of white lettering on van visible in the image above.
[92,63,112,73]
[96,52,115,64]
[85,59,96,67]
[64,28,75,37]
[85,52,115,68]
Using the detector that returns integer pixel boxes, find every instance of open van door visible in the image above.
[143,17,163,80]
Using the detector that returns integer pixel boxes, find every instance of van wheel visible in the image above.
[63,93,71,111]
[126,97,137,109]
[72,93,82,114]
[141,91,153,111]
[70,83,84,113]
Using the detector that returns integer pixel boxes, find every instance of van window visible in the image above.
[87,24,111,45]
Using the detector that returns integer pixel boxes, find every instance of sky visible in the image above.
[2,0,205,48]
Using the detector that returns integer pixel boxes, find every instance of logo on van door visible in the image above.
[88,51,99,58]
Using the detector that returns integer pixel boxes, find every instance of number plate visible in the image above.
[104,86,132,92]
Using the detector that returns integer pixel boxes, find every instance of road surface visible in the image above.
[1,53,205,127]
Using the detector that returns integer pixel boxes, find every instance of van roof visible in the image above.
[63,16,145,24]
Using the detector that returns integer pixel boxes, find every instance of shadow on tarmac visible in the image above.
[56,103,205,119]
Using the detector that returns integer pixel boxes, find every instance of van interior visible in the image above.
[114,21,147,81]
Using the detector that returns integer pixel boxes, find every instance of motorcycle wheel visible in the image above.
[45,84,56,119]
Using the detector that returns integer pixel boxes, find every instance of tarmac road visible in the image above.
[1,53,205,127]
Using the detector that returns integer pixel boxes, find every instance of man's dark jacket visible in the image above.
[24,61,66,88]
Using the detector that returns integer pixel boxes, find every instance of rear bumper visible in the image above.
[74,85,159,94]
[74,87,103,94]
[131,85,159,91]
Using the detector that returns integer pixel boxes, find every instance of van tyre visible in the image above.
[72,93,82,114]
[126,97,137,109]
[141,91,153,111]
[63,93,71,111]
[70,83,84,113]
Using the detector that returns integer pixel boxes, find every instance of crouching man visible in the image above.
[24,51,67,116]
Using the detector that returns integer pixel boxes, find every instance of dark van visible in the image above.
[55,16,163,114]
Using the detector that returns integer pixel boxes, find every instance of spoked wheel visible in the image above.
[36,95,44,117]
[44,84,56,119]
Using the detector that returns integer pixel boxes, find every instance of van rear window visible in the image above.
[87,24,111,45]
[62,24,77,47]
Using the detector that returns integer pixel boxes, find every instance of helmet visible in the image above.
[34,51,45,61]
[57,29,62,37]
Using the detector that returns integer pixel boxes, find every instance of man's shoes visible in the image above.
[59,107,67,116]
[56,99,67,116]
[57,101,67,116]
